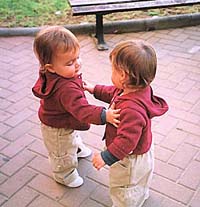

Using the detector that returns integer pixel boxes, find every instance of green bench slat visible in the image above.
[69,0,153,7]
[70,0,200,15]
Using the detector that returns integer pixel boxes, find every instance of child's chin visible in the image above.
[75,72,81,77]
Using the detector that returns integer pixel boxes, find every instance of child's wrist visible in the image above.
[100,108,107,124]
[101,150,119,166]
[91,86,95,94]
[90,88,94,94]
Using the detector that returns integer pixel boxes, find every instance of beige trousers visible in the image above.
[110,146,154,207]
[41,123,81,184]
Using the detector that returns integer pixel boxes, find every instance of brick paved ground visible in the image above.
[0,25,200,207]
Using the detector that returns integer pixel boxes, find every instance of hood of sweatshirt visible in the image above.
[32,71,82,99]
[115,86,168,118]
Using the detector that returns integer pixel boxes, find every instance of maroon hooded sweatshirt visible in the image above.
[32,71,104,130]
[94,85,168,162]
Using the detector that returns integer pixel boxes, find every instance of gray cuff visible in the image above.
[101,150,119,166]
[100,108,106,125]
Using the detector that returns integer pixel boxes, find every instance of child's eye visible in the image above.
[66,56,80,66]
[66,61,74,66]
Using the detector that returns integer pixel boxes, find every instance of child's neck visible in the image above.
[122,87,139,95]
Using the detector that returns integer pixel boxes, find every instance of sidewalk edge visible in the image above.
[0,13,199,37]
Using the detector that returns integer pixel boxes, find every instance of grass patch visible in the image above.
[0,0,199,27]
[0,0,69,27]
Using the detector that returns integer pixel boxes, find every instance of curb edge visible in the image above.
[0,13,199,37]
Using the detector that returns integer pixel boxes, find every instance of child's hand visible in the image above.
[92,152,105,170]
[83,81,94,94]
[106,103,120,127]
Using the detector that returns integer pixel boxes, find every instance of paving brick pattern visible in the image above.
[0,26,200,207]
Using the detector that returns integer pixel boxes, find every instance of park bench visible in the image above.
[67,0,200,50]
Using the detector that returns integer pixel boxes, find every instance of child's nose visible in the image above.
[75,58,81,67]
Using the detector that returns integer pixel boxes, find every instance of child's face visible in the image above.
[49,49,81,78]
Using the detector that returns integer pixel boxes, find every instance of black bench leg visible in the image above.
[95,14,109,51]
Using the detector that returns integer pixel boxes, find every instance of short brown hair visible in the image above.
[110,40,157,88]
[33,26,80,71]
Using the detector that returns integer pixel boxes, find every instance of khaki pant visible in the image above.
[110,146,154,207]
[41,123,82,185]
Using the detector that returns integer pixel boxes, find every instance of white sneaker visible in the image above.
[53,169,83,188]
[67,176,83,187]
[65,169,84,188]
[77,146,92,158]
[75,133,92,158]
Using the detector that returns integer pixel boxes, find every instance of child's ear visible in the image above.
[120,69,127,81]
[44,64,55,73]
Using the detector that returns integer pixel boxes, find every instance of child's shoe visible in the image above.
[75,133,92,158]
[53,169,83,188]
[77,146,92,158]
[67,175,83,188]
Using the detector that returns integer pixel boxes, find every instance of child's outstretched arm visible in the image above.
[83,81,120,127]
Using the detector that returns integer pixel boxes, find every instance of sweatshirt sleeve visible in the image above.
[60,83,105,125]
[101,150,119,166]
[107,108,146,160]
[94,85,119,104]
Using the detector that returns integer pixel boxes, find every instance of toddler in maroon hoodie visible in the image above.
[32,26,120,188]
[84,40,168,207]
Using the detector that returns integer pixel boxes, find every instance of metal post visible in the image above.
[96,14,109,50]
